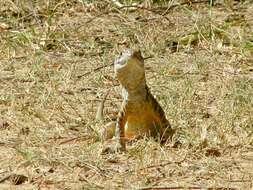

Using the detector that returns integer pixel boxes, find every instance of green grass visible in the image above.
[0,0,252,189]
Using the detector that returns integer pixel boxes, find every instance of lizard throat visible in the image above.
[122,83,148,102]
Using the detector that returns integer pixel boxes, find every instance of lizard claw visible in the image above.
[101,142,126,154]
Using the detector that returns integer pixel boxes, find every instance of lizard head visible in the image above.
[114,49,146,90]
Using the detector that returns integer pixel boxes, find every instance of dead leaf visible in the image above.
[0,120,10,130]
[205,148,221,157]
[0,174,28,185]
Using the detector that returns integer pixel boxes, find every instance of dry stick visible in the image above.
[77,56,153,79]
[137,155,187,172]
[139,187,203,190]
[77,63,114,79]
[80,162,108,178]
[59,135,90,145]
[0,174,11,183]
[78,174,104,189]
[84,1,210,25]
[96,89,111,120]
[139,187,237,190]
[85,5,155,24]
[0,174,28,185]
[161,0,210,16]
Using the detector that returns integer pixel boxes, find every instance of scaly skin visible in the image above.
[101,49,174,152]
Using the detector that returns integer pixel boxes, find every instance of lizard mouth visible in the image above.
[114,50,132,68]
[114,57,127,69]
[115,59,125,66]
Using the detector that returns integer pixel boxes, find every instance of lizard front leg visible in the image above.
[101,110,127,154]
[114,110,127,152]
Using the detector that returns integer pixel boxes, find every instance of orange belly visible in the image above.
[124,108,163,140]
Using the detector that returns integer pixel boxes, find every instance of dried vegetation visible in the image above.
[0,0,252,189]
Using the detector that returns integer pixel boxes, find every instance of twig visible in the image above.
[161,0,210,16]
[96,89,111,120]
[77,55,153,79]
[0,174,11,183]
[84,1,210,24]
[0,55,27,61]
[59,135,90,145]
[77,63,114,79]
[77,161,109,178]
[85,5,154,24]
[139,187,237,190]
[138,156,187,171]
[139,187,203,190]
[78,174,104,189]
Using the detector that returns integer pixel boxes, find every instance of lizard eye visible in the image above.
[115,52,123,61]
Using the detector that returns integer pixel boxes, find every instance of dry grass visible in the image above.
[0,0,252,189]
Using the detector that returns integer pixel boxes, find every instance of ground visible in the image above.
[0,0,252,189]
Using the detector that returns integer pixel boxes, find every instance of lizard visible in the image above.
[97,49,174,152]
